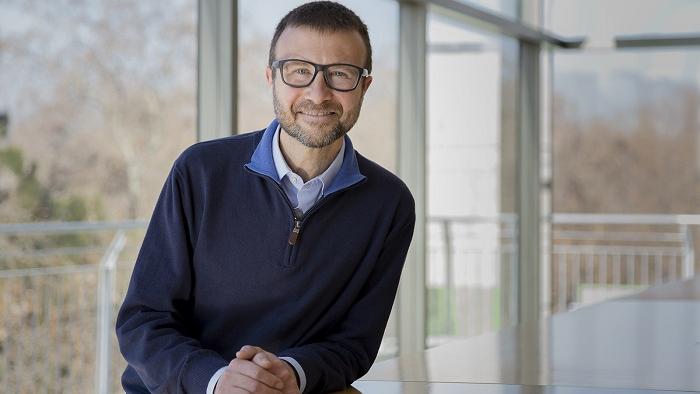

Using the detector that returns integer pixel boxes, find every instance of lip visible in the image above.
[298,112,336,117]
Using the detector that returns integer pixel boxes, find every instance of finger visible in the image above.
[228,372,283,394]
[252,351,273,369]
[219,386,249,394]
[236,345,262,360]
[230,358,284,390]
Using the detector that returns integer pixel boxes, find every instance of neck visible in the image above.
[279,130,343,182]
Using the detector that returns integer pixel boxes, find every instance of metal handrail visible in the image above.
[552,213,700,225]
[0,263,99,278]
[0,220,148,235]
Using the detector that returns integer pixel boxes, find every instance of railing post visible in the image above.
[95,231,126,394]
[682,225,695,279]
[441,220,454,336]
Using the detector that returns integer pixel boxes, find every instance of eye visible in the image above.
[295,68,311,75]
[331,71,350,78]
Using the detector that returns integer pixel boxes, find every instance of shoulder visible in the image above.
[173,129,264,175]
[356,152,414,212]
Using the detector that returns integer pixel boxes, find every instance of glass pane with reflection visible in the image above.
[551,46,700,313]
[0,0,197,391]
[426,10,519,347]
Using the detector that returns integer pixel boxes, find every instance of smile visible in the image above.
[299,112,336,117]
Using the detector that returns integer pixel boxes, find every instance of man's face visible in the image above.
[266,26,373,149]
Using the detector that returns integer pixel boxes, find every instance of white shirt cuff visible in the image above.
[279,356,306,393]
[207,366,227,394]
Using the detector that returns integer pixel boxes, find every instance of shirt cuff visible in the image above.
[206,366,227,394]
[278,356,306,393]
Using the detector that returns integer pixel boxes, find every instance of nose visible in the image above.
[304,71,334,104]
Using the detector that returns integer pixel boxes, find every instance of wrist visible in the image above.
[281,359,300,388]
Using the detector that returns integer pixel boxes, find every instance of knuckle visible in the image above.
[252,369,265,380]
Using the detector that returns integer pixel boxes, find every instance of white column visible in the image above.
[198,0,237,140]
[397,0,427,355]
[517,39,542,323]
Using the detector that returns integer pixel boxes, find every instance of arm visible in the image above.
[116,163,228,393]
[277,191,416,393]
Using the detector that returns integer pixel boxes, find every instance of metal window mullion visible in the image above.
[198,0,237,141]
[517,40,541,324]
[397,0,427,356]
[420,0,582,48]
[537,0,554,318]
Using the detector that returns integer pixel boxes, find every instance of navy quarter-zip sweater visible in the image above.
[116,119,416,394]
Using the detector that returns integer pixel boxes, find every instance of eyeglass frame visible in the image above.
[270,59,370,92]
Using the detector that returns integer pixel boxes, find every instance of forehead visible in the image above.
[274,26,366,66]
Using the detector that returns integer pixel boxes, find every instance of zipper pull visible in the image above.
[288,219,302,245]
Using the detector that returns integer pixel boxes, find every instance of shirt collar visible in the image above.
[272,124,345,195]
[246,119,366,195]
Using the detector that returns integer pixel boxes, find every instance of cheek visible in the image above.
[274,83,298,107]
[338,94,362,114]
[276,92,296,110]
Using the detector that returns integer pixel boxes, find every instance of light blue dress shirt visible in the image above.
[207,125,345,394]
[272,124,345,215]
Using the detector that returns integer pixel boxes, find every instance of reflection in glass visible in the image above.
[455,0,521,20]
[545,0,700,41]
[550,46,700,312]
[426,11,519,346]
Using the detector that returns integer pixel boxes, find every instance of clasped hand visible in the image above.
[214,345,301,394]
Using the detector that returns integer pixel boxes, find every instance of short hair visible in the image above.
[268,1,373,74]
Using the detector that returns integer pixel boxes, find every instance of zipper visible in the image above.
[243,167,305,253]
[283,179,367,245]
[244,165,366,260]
[288,215,302,245]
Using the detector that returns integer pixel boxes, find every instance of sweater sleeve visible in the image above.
[116,162,228,393]
[277,189,416,393]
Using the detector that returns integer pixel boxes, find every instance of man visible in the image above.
[116,2,415,393]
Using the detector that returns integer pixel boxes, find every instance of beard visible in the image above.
[273,86,363,149]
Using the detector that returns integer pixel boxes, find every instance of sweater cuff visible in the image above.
[279,356,306,393]
[181,350,229,393]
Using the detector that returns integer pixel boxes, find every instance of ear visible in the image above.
[361,75,373,94]
[265,66,274,88]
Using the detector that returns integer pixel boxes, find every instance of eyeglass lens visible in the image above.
[281,60,361,90]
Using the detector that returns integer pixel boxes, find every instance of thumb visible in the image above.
[235,345,260,360]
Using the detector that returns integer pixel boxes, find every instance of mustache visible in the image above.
[293,100,342,114]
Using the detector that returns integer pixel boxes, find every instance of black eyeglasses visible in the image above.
[270,59,369,92]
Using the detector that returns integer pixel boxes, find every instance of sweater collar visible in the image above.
[246,119,366,195]
[272,124,345,197]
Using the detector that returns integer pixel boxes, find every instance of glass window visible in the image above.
[426,9,519,346]
[546,0,700,44]
[550,45,700,312]
[0,0,197,391]
[456,0,521,20]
